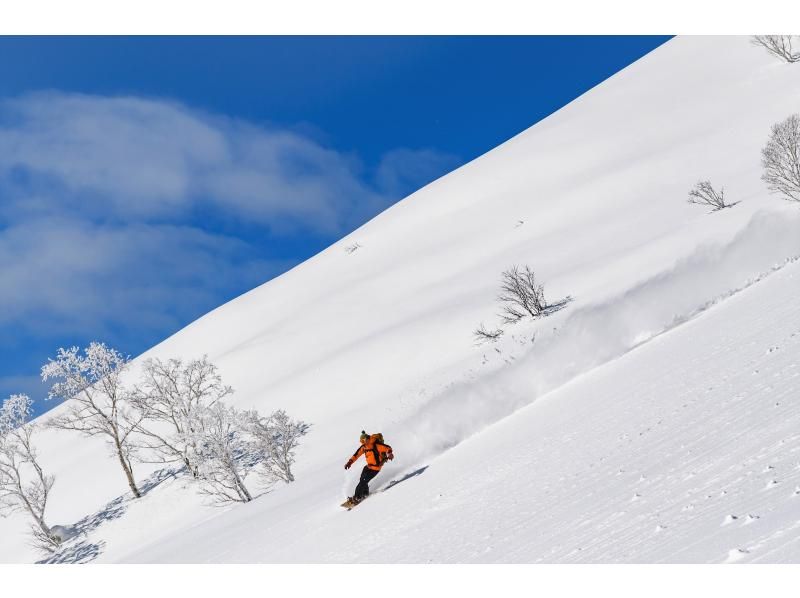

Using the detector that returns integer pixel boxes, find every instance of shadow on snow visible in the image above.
[381,466,429,492]
[38,467,179,564]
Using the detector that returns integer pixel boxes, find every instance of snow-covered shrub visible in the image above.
[194,403,259,505]
[0,394,59,552]
[762,114,800,202]
[250,409,310,484]
[42,343,142,498]
[497,265,549,324]
[131,356,232,478]
[751,35,800,63]
[687,180,734,211]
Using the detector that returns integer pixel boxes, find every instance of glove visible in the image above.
[345,462,351,470]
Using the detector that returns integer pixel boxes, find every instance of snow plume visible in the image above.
[391,209,800,469]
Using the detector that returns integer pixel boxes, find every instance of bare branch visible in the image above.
[752,35,800,63]
[497,265,549,322]
[687,180,735,211]
[473,323,504,345]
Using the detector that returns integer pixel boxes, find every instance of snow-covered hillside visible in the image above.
[3,36,800,563]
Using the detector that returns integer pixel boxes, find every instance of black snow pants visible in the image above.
[354,466,380,501]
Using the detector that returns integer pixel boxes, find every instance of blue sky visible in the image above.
[0,36,670,414]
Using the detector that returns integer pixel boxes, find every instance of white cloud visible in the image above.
[0,94,227,218]
[0,93,459,233]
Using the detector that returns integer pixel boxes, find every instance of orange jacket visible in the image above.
[347,438,393,471]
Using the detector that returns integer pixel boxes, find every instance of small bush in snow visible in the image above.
[761,114,800,202]
[497,265,550,324]
[131,356,233,478]
[0,395,60,552]
[687,180,734,211]
[751,35,800,63]
[250,409,310,484]
[42,343,143,498]
[473,323,504,345]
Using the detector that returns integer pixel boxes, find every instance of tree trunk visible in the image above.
[114,435,141,498]
[17,484,55,545]
[231,468,252,502]
[31,511,53,539]
[20,491,50,536]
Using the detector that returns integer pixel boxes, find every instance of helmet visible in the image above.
[359,430,369,443]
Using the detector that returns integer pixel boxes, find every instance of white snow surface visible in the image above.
[3,36,800,563]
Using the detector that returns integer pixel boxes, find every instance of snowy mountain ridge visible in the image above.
[2,35,800,563]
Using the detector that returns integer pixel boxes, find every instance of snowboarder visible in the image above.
[343,430,393,507]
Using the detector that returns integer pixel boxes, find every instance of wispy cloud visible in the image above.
[0,92,459,233]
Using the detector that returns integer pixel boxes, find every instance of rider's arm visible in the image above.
[346,445,365,467]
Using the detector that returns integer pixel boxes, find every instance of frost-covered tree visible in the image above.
[0,395,59,551]
[762,114,800,202]
[497,265,549,324]
[687,180,733,211]
[131,356,232,478]
[751,35,800,63]
[250,410,310,484]
[195,403,259,505]
[42,343,143,498]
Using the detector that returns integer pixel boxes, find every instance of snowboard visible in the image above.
[340,496,368,510]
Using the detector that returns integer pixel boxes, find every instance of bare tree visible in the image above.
[497,265,549,324]
[131,356,232,478]
[473,323,504,345]
[751,35,800,63]
[0,395,59,552]
[250,410,310,484]
[195,403,258,505]
[762,114,800,202]
[687,180,734,211]
[41,343,143,498]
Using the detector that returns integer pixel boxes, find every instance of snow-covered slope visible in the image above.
[3,36,800,563]
[123,254,800,564]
